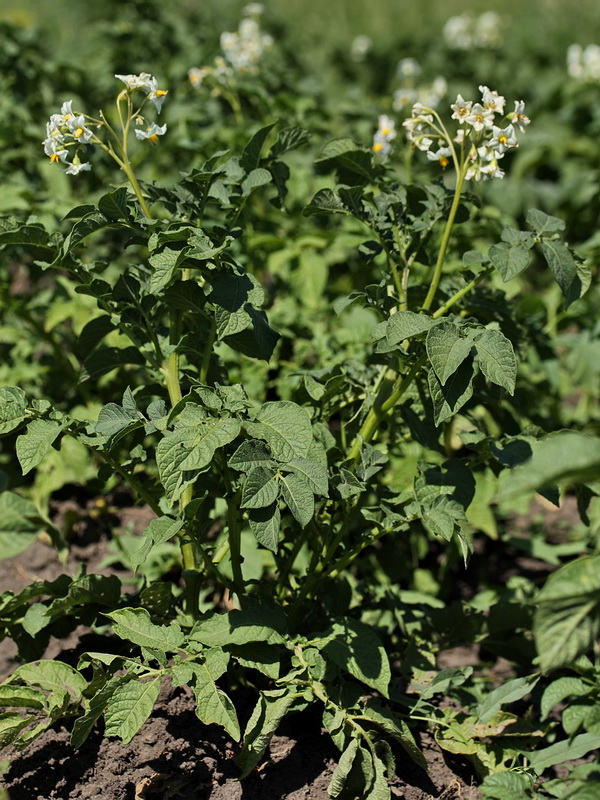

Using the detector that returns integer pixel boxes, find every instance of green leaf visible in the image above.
[480,771,533,800]
[238,688,295,777]
[0,386,28,435]
[241,466,280,509]
[80,345,145,382]
[240,122,276,170]
[178,416,241,471]
[427,360,475,426]
[475,675,540,723]
[103,676,162,744]
[229,642,281,679]
[534,555,600,672]
[322,617,391,697]
[0,712,36,748]
[245,401,313,461]
[489,241,531,282]
[499,431,600,500]
[95,400,144,440]
[385,311,437,345]
[241,168,272,197]
[528,732,600,775]
[0,492,42,559]
[131,516,184,573]
[105,607,184,652]
[190,659,240,741]
[526,208,565,235]
[280,472,314,528]
[0,685,46,710]
[541,677,592,720]
[156,427,198,506]
[10,661,86,701]
[328,738,359,797]
[472,328,517,394]
[427,321,473,385]
[362,704,427,770]
[248,504,281,551]
[228,440,274,471]
[16,418,64,475]
[70,673,131,748]
[97,188,130,220]
[304,188,348,216]
[190,607,286,647]
[540,240,578,302]
[287,458,329,496]
[148,246,189,293]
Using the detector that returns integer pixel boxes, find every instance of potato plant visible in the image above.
[0,5,599,798]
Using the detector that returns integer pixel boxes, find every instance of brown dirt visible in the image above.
[0,680,480,800]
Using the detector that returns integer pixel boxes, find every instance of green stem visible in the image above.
[431,266,494,319]
[100,451,162,516]
[347,354,427,463]
[200,317,217,384]
[227,490,245,606]
[421,167,466,312]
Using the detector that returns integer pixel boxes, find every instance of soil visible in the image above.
[0,490,581,799]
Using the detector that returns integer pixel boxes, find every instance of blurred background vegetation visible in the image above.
[3,0,600,68]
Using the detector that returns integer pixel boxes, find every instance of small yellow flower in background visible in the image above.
[372,114,397,157]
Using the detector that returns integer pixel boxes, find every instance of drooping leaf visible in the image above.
[280,472,314,528]
[190,606,286,647]
[103,677,162,745]
[244,401,313,461]
[130,516,184,573]
[472,328,517,394]
[328,738,359,798]
[16,419,63,475]
[540,240,578,302]
[427,321,473,385]
[238,688,296,777]
[534,555,600,672]
[0,386,28,435]
[385,311,437,346]
[489,240,531,282]
[248,504,281,551]
[540,677,592,721]
[241,467,280,509]
[321,617,391,697]
[105,607,184,652]
[427,360,475,426]
[499,431,600,500]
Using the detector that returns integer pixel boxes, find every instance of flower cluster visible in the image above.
[220,4,273,74]
[372,115,397,157]
[116,72,168,143]
[392,57,447,112]
[443,12,502,50]
[404,86,530,182]
[43,73,168,176]
[567,43,600,81]
[188,5,272,93]
[43,101,95,175]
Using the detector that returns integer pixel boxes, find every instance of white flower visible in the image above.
[372,135,393,156]
[393,87,417,111]
[474,12,502,48]
[135,122,167,143]
[397,58,421,79]
[146,77,168,113]
[351,35,372,62]
[115,72,154,91]
[64,160,92,175]
[43,137,69,164]
[66,114,94,143]
[426,146,452,167]
[489,124,518,154]
[479,85,505,114]
[450,95,472,123]
[188,67,208,87]
[372,115,396,156]
[464,102,495,131]
[443,14,473,50]
[511,100,530,133]
[567,43,600,81]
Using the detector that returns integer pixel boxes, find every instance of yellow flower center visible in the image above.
[156,89,168,98]
[381,126,390,136]
[50,153,61,163]
[149,134,159,144]
[372,142,383,152]
[74,127,84,139]
[439,156,449,168]
[499,135,508,145]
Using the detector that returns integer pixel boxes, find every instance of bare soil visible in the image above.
[2,489,577,799]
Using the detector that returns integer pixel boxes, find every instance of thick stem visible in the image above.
[421,168,466,312]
